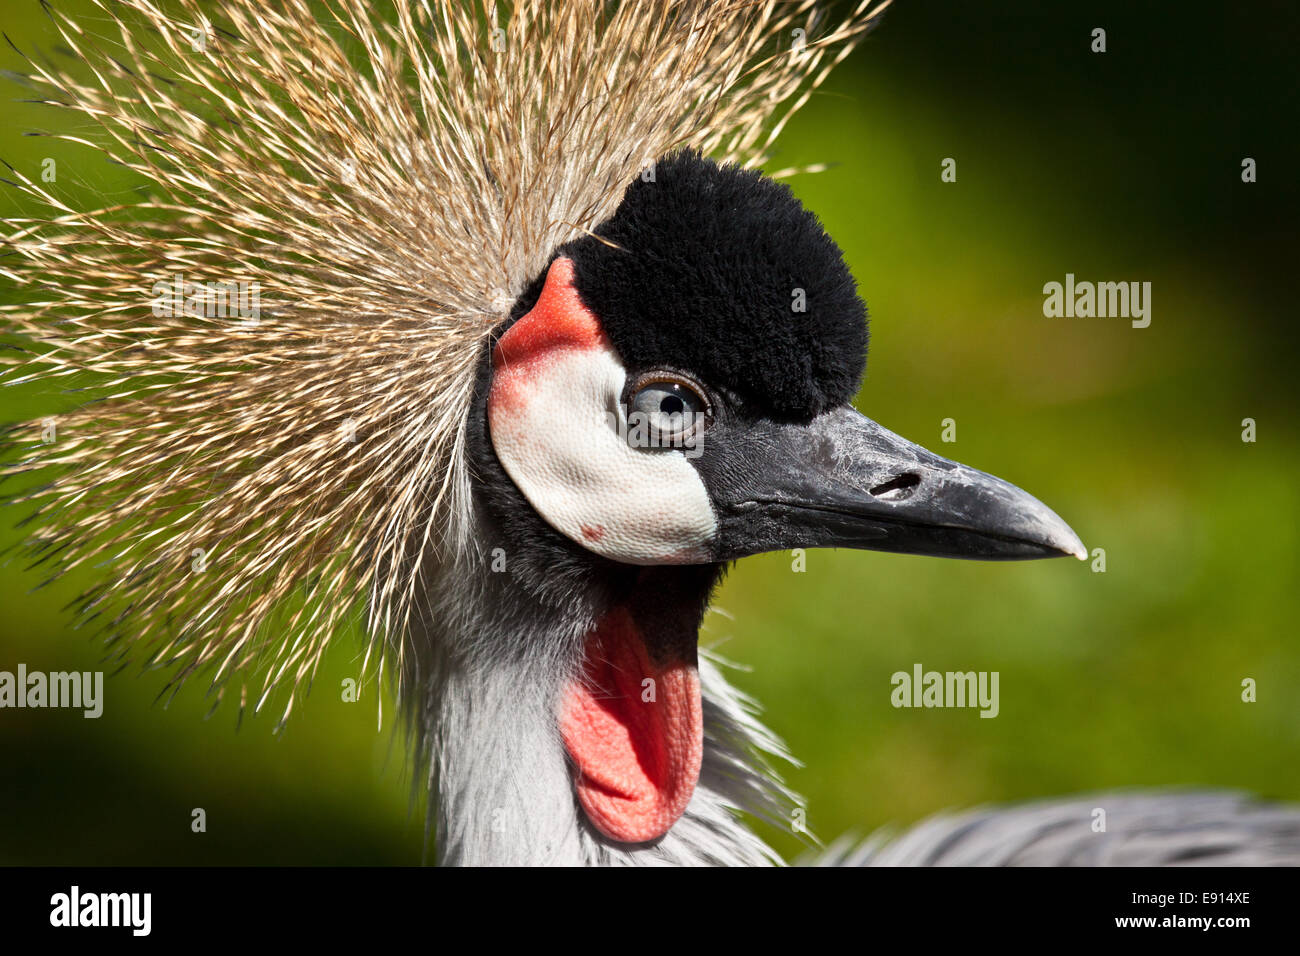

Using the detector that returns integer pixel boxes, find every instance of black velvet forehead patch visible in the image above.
[553,150,868,422]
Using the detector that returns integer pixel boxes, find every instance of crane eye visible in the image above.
[626,376,709,447]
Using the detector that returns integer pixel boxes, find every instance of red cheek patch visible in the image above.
[559,607,703,844]
[489,256,607,424]
[493,257,605,369]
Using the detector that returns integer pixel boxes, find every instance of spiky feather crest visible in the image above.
[0,0,888,724]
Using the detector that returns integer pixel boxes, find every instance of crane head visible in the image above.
[478,150,1084,846]
[488,151,1084,568]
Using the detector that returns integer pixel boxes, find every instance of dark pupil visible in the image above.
[660,394,685,415]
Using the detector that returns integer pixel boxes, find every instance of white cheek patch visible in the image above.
[488,260,717,565]
[490,343,717,564]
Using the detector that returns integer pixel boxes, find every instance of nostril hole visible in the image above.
[869,472,921,501]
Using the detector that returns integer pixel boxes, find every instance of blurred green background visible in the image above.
[1,1,1296,864]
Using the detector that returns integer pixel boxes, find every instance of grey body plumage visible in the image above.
[819,792,1300,867]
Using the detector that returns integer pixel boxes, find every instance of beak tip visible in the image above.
[1057,529,1087,561]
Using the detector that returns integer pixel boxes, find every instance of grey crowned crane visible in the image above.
[3,0,1297,866]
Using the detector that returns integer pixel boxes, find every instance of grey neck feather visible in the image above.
[403,528,803,866]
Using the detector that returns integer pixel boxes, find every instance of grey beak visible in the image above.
[704,405,1086,562]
